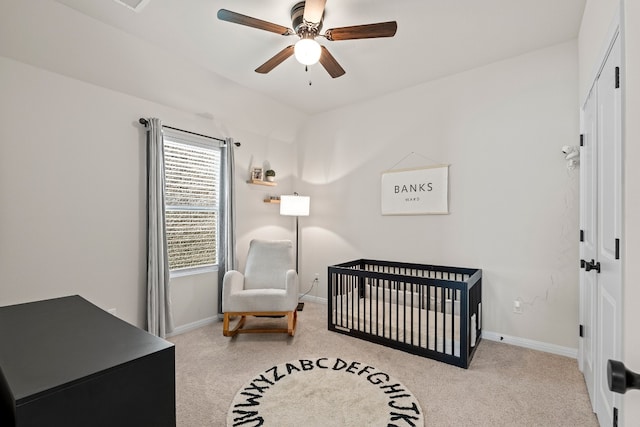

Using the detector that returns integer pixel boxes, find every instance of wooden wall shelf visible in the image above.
[247,179,277,187]
[264,199,281,204]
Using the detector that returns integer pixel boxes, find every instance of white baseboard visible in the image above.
[307,296,576,359]
[167,316,218,338]
[300,294,327,305]
[482,330,578,359]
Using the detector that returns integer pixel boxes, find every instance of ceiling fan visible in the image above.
[217,0,397,78]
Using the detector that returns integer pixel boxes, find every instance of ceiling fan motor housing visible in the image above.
[291,1,322,36]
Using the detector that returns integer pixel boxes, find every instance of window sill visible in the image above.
[170,265,218,279]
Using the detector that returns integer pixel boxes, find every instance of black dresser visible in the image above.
[0,295,175,427]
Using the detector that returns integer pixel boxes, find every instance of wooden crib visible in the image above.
[328,259,482,368]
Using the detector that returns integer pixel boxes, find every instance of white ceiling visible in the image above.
[54,0,586,114]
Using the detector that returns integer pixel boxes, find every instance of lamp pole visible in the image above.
[295,215,300,272]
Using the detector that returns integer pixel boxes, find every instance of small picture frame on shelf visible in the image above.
[251,167,264,181]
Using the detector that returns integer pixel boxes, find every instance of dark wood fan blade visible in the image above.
[319,46,345,78]
[217,9,293,35]
[303,0,327,24]
[325,21,397,41]
[255,46,295,74]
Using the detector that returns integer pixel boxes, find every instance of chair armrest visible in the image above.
[284,269,299,307]
[222,270,245,312]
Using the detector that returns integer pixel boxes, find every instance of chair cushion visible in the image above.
[224,289,297,312]
[244,240,294,291]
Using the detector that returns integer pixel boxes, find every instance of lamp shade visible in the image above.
[280,195,310,216]
[294,38,321,66]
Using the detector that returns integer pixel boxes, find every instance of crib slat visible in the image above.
[427,284,432,351]
[410,282,415,346]
[451,291,456,355]
[418,284,423,348]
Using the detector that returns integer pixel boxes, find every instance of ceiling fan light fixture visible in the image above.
[294,38,321,65]
[217,2,397,78]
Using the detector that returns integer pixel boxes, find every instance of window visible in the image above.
[163,131,221,273]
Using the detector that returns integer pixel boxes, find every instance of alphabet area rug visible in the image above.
[227,357,424,427]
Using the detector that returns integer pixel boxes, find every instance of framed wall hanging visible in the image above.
[381,165,449,215]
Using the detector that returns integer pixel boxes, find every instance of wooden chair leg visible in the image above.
[287,310,297,337]
[223,313,246,337]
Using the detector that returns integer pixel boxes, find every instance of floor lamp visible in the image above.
[279,193,310,274]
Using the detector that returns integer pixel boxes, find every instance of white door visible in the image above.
[594,33,622,426]
[580,32,622,427]
[580,85,597,408]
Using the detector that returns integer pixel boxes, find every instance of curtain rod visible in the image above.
[138,118,240,147]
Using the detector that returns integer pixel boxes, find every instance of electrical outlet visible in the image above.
[314,273,320,280]
[513,299,523,314]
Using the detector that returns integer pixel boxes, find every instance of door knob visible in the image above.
[608,360,640,394]
[585,259,601,273]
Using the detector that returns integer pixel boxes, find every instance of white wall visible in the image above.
[0,56,149,326]
[297,41,580,349]
[0,0,305,330]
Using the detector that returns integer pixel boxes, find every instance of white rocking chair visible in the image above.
[222,239,299,337]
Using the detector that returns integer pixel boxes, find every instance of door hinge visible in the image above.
[580,134,584,147]
[579,324,584,338]
[615,238,620,260]
[615,67,620,89]
[580,230,584,242]
[613,407,618,427]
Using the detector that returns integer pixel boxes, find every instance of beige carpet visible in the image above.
[169,301,598,426]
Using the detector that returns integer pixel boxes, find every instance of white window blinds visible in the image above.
[163,135,221,271]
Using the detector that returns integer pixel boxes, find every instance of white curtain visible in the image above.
[145,118,173,338]
[217,138,237,315]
